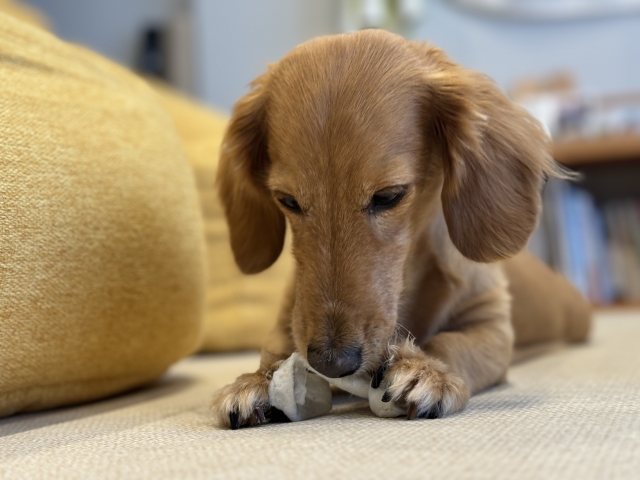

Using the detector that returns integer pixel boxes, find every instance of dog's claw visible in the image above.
[255,407,267,425]
[406,403,418,420]
[229,411,240,430]
[381,390,392,403]
[371,361,389,389]
[425,401,442,419]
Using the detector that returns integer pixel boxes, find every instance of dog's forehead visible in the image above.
[266,34,424,189]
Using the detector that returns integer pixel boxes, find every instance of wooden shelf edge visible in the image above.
[592,302,640,311]
[553,134,640,167]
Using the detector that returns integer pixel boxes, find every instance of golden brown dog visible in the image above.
[211,29,591,429]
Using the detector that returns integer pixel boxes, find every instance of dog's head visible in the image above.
[217,30,562,378]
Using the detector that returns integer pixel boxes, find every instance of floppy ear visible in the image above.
[421,47,567,263]
[216,71,286,274]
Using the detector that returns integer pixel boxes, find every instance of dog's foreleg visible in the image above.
[373,287,513,419]
[210,282,296,429]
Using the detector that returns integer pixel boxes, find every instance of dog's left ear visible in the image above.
[420,46,566,263]
[216,70,286,274]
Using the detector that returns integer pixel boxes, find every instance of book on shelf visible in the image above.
[528,179,640,305]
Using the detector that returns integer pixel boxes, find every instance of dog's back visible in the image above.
[505,251,591,347]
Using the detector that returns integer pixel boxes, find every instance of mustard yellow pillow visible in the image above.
[150,82,294,353]
[0,14,205,417]
[0,0,48,29]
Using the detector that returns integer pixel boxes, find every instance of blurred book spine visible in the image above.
[530,179,640,305]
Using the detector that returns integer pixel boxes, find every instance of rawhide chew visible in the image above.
[268,353,407,422]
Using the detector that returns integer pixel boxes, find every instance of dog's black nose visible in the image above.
[306,345,363,378]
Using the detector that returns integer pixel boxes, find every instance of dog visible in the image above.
[211,29,591,429]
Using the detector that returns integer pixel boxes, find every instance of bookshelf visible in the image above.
[540,134,640,307]
[553,134,640,166]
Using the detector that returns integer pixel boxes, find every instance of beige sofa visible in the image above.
[1,310,639,479]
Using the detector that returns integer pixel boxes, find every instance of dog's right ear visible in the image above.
[417,45,566,263]
[216,71,286,274]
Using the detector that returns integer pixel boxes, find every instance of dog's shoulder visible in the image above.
[426,211,509,308]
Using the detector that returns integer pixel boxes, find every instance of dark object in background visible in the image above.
[138,26,167,79]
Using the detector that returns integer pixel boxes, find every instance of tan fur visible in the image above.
[211,30,591,428]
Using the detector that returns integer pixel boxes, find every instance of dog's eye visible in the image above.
[368,187,407,213]
[372,192,402,206]
[278,196,301,212]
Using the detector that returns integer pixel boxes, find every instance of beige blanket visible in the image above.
[1,310,637,479]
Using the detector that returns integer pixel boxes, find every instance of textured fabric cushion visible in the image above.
[0,311,637,479]
[0,0,48,29]
[150,82,294,352]
[0,14,205,417]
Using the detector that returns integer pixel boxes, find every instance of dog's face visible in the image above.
[267,63,441,376]
[217,30,557,377]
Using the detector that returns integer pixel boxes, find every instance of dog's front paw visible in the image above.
[372,343,469,420]
[210,371,279,429]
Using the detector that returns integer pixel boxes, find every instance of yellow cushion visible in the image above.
[0,0,48,29]
[150,82,294,352]
[0,14,206,417]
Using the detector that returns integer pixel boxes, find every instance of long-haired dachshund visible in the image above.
[211,29,591,429]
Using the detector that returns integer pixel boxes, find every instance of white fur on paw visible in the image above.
[382,341,469,418]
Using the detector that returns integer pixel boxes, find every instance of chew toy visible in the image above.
[268,353,407,422]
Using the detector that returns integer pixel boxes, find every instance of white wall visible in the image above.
[191,0,341,112]
[417,0,640,95]
[22,0,640,111]
[24,0,184,67]
[191,0,640,110]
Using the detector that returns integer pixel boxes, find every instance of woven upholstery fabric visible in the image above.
[150,81,294,353]
[0,14,205,417]
[1,311,637,479]
[0,0,47,28]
